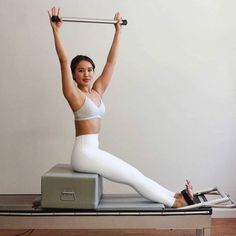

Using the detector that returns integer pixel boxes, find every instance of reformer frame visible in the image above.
[0,194,212,236]
[0,187,235,236]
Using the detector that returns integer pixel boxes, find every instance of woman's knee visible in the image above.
[124,170,146,186]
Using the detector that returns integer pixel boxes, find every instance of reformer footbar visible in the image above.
[180,187,236,210]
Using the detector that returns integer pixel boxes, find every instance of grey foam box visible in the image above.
[41,164,102,209]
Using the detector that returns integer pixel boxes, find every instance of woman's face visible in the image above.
[73,60,94,87]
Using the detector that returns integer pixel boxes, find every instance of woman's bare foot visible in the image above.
[185,179,194,199]
[172,179,194,208]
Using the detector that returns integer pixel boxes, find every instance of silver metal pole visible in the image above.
[51,16,127,25]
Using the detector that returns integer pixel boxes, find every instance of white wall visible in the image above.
[0,0,235,217]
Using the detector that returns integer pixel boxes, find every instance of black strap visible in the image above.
[181,190,195,205]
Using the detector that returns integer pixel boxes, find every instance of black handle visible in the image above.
[121,19,128,25]
[51,15,60,22]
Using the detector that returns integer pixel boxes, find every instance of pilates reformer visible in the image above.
[0,164,235,236]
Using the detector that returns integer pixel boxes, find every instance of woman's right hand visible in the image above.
[114,12,122,32]
[48,7,62,32]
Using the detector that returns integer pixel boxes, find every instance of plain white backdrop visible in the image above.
[0,0,235,217]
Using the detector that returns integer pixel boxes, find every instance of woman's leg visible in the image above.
[73,146,176,207]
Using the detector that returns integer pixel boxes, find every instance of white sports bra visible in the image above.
[73,95,105,121]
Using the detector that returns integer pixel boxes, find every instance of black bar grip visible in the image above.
[121,19,127,25]
[51,16,60,22]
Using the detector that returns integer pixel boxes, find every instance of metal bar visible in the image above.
[51,16,127,25]
[209,203,236,208]
[194,187,218,196]
[179,197,231,210]
[216,187,228,198]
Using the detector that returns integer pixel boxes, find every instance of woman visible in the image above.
[48,7,194,208]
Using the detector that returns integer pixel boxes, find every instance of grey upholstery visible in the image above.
[41,164,102,209]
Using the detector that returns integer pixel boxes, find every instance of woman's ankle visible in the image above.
[172,195,187,208]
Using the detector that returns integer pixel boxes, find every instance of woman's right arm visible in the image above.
[48,7,79,102]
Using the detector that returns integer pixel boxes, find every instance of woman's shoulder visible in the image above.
[65,88,86,112]
[91,88,103,98]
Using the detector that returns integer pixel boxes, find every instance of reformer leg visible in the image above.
[204,228,211,236]
[196,228,211,236]
[196,229,203,236]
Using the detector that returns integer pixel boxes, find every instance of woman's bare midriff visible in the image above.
[75,118,101,136]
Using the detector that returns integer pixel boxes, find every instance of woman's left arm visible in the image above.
[93,12,122,96]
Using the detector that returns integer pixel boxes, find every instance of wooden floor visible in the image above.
[0,219,235,236]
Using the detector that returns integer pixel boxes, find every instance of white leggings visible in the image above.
[71,134,176,207]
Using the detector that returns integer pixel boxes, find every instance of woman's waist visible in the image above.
[75,119,101,136]
[74,133,99,149]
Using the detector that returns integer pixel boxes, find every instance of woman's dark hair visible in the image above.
[70,55,95,78]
